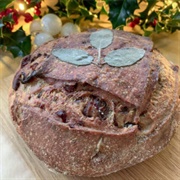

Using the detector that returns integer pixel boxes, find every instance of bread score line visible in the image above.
[9,29,180,177]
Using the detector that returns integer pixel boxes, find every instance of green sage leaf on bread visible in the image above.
[52,48,94,66]
[90,29,113,63]
[104,47,145,67]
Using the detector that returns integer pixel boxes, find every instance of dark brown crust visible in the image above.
[9,30,180,177]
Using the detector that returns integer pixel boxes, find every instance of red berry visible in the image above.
[0,11,6,19]
[34,2,41,16]
[153,19,157,27]
[12,9,18,14]
[5,8,13,15]
[129,21,136,28]
[5,22,13,31]
[24,13,33,23]
[133,17,140,25]
[34,8,41,16]
[36,2,41,9]
[150,19,158,27]
[13,13,18,24]
[129,17,140,28]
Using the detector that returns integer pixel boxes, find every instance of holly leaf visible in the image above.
[0,23,4,28]
[162,4,173,15]
[105,0,139,28]
[144,30,153,37]
[0,21,4,38]
[167,12,180,32]
[27,0,41,8]
[140,0,157,19]
[171,11,180,25]
[7,46,24,57]
[2,13,14,23]
[0,19,4,28]
[100,5,108,15]
[155,23,163,33]
[30,0,41,3]
[4,28,31,57]
[80,6,92,17]
[147,11,158,23]
[83,0,96,10]
[0,0,13,10]
[67,0,79,14]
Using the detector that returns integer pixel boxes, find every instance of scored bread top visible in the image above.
[14,30,157,106]
[9,29,180,177]
[10,30,179,134]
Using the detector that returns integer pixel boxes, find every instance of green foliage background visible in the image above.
[0,0,179,57]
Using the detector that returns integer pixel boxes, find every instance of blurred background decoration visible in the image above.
[0,0,179,58]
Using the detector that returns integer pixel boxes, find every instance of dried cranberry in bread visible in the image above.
[9,29,180,177]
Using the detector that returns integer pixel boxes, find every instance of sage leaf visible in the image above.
[90,29,113,49]
[90,29,113,64]
[52,48,94,66]
[104,47,145,67]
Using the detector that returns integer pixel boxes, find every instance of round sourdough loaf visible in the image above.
[9,29,180,177]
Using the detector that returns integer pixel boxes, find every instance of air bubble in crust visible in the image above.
[124,122,136,128]
[113,105,136,128]
[64,82,77,93]
[138,111,154,134]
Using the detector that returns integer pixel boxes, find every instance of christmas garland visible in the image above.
[0,0,179,58]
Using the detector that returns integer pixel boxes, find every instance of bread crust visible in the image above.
[9,30,180,177]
